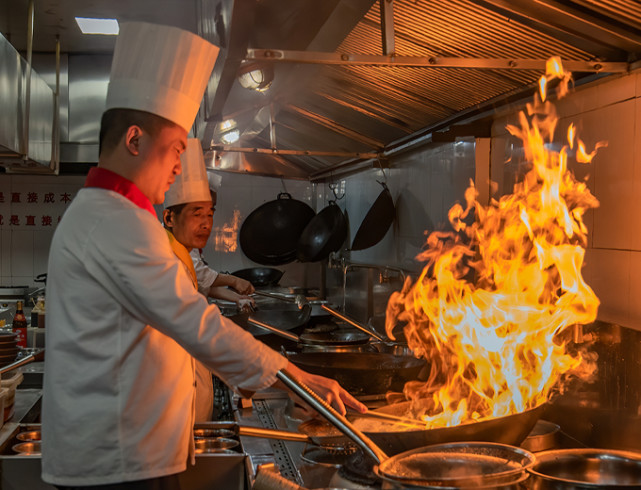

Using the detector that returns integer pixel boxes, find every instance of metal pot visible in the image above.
[285,351,427,396]
[239,192,315,265]
[297,201,347,262]
[351,182,395,251]
[528,448,641,489]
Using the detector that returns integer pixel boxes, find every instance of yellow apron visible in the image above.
[166,230,214,422]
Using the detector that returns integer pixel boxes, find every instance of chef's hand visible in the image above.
[236,296,255,312]
[231,276,255,295]
[277,362,367,416]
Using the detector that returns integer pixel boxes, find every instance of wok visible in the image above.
[231,267,283,287]
[351,182,395,251]
[297,201,347,262]
[276,369,537,488]
[285,351,427,396]
[239,192,315,265]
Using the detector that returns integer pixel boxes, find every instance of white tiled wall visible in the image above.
[0,175,85,286]
[492,69,641,330]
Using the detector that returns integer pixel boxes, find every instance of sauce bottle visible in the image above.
[12,301,28,348]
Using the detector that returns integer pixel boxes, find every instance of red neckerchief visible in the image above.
[84,167,156,217]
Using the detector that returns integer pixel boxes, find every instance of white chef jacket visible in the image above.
[42,168,287,486]
[190,248,218,296]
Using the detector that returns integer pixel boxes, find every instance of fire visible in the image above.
[213,209,242,253]
[386,58,603,428]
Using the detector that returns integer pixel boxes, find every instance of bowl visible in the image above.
[16,430,41,442]
[194,437,239,454]
[12,441,41,455]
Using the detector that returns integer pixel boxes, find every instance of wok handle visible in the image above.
[247,318,300,343]
[0,349,45,375]
[321,305,385,342]
[238,425,310,442]
[276,369,388,465]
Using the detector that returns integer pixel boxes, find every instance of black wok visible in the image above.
[285,351,427,396]
[351,182,395,251]
[231,267,283,287]
[353,401,547,457]
[240,193,315,265]
[297,201,347,262]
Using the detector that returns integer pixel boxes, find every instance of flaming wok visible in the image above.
[299,401,546,457]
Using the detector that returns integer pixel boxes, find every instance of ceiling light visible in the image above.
[220,129,240,145]
[237,61,274,92]
[75,17,119,35]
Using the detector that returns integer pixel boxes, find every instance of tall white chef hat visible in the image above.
[105,22,219,133]
[164,138,211,208]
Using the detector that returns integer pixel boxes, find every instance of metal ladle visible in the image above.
[253,291,308,310]
[321,304,385,342]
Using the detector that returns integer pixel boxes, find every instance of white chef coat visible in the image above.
[42,169,287,486]
[190,248,218,296]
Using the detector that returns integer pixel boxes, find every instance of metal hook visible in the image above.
[327,173,345,201]
[376,155,388,184]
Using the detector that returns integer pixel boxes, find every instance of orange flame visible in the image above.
[213,209,242,253]
[386,58,601,427]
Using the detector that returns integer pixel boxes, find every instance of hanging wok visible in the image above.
[351,182,395,251]
[231,267,284,287]
[239,193,315,265]
[297,201,347,262]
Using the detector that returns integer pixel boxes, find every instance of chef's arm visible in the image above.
[207,286,255,310]
[272,362,368,416]
[211,273,255,295]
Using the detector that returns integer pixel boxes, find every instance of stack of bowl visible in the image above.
[0,332,18,367]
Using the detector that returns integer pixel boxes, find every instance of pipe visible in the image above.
[50,35,60,173]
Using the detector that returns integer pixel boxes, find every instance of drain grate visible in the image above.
[253,399,303,484]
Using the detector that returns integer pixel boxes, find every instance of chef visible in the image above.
[42,21,365,490]
[162,138,252,422]
[163,142,254,313]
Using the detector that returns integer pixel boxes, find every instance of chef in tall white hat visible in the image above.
[162,139,255,422]
[43,21,365,490]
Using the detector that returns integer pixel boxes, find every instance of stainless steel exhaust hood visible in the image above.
[0,33,55,172]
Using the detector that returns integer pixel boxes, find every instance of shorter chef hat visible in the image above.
[106,22,219,132]
[164,139,211,208]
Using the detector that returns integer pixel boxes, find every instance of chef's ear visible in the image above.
[163,209,174,227]
[124,125,144,156]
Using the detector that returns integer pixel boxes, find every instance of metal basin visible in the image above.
[528,448,641,489]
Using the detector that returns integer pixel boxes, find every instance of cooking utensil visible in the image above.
[253,290,308,309]
[231,267,283,287]
[351,182,395,251]
[285,351,426,396]
[0,349,44,375]
[297,200,347,262]
[321,304,385,342]
[276,369,535,489]
[374,441,535,489]
[528,448,641,489]
[521,419,560,452]
[239,192,315,265]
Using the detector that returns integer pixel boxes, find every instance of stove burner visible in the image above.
[337,449,380,487]
[301,443,355,467]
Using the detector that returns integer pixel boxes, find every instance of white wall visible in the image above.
[491,69,641,330]
[0,175,85,286]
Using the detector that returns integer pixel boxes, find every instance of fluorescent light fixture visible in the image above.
[75,17,119,35]
[221,129,240,145]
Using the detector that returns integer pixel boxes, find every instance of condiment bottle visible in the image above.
[13,301,28,348]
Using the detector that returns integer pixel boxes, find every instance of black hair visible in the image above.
[162,203,188,230]
[99,108,178,157]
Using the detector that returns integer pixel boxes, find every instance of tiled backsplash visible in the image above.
[0,175,85,286]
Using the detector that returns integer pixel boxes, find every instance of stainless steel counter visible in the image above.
[236,390,341,488]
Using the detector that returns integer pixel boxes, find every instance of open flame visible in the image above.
[213,209,242,253]
[386,58,604,428]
